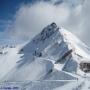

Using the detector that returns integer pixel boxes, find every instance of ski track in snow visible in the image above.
[1,78,90,90]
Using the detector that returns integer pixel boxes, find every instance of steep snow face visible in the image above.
[1,23,90,82]
[0,46,22,80]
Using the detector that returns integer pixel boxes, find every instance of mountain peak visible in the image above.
[42,22,59,32]
[40,22,59,41]
[49,22,57,28]
[1,22,90,83]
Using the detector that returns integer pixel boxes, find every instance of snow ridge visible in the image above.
[0,22,90,90]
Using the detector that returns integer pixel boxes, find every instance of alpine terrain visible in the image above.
[0,23,90,90]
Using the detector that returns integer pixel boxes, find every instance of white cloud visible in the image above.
[79,0,90,46]
[65,0,90,46]
[8,2,70,40]
[7,0,90,46]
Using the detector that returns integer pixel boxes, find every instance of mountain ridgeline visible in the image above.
[0,22,90,82]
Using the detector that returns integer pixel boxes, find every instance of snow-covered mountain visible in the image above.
[0,22,90,89]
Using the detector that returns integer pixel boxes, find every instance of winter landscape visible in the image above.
[0,0,90,90]
[0,22,90,90]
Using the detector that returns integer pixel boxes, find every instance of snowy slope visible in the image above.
[0,23,90,90]
[0,46,22,80]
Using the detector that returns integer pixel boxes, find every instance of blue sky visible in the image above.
[0,0,53,32]
[0,0,35,44]
[0,0,81,32]
[0,0,34,32]
[0,0,84,32]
